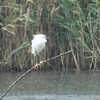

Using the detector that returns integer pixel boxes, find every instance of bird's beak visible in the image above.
[46,36,50,40]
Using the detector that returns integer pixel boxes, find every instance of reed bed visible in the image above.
[0,0,100,71]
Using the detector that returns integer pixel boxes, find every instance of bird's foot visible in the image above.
[34,61,46,69]
[34,63,39,69]
[39,61,45,67]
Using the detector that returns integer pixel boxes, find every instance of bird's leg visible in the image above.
[38,55,45,67]
[34,55,40,69]
[37,55,40,63]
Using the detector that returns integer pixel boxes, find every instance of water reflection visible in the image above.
[0,70,100,100]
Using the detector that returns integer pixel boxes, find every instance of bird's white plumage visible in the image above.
[31,34,47,56]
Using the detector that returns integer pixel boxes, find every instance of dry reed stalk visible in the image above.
[1,0,100,71]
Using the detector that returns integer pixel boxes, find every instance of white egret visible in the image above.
[31,34,49,67]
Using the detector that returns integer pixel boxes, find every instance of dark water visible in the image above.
[0,70,100,100]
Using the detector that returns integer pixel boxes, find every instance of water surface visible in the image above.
[0,70,100,100]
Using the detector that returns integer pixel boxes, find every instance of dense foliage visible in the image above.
[0,0,100,71]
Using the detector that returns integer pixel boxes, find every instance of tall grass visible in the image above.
[0,0,100,71]
[53,0,100,70]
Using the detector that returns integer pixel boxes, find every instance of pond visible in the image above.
[0,70,100,100]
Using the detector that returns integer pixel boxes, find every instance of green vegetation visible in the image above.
[0,0,100,71]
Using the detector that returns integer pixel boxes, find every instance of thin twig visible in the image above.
[0,50,73,100]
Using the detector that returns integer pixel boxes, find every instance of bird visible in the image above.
[31,34,49,68]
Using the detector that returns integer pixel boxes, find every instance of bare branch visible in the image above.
[0,50,73,100]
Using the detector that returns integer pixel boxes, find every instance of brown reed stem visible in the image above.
[0,50,73,100]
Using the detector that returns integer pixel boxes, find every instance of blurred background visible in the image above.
[0,0,100,71]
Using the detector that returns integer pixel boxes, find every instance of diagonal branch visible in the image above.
[0,50,73,100]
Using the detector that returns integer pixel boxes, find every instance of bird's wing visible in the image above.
[31,38,46,56]
[35,41,46,53]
